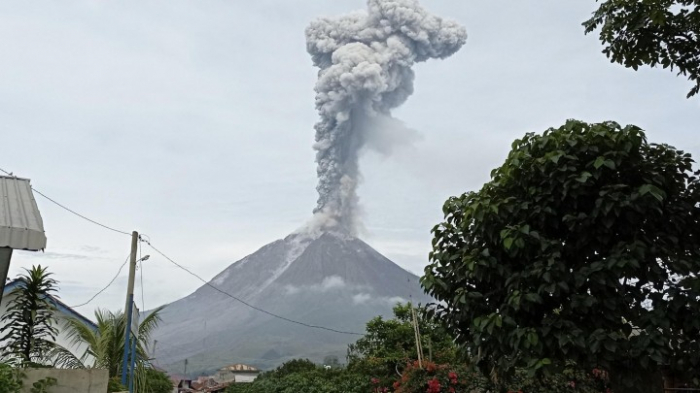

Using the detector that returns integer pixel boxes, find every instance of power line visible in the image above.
[72,254,130,308]
[0,166,131,236]
[0,165,364,336]
[139,240,146,312]
[141,237,363,336]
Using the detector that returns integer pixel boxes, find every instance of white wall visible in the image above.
[22,368,108,393]
[233,373,258,383]
[215,370,258,383]
[0,292,95,366]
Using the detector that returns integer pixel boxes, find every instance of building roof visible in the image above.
[218,364,260,373]
[0,175,47,251]
[3,279,97,330]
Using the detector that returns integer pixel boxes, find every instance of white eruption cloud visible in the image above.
[305,0,467,235]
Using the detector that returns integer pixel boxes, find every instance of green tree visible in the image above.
[61,307,164,377]
[226,361,370,393]
[347,303,458,379]
[423,120,700,392]
[267,359,317,378]
[583,0,700,98]
[136,367,172,393]
[0,266,62,367]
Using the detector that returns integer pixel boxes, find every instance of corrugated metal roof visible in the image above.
[0,175,46,250]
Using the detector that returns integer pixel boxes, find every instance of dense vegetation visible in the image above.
[226,359,371,393]
[423,120,700,392]
[0,266,169,393]
[226,304,613,393]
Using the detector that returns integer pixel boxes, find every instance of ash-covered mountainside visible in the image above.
[151,232,430,375]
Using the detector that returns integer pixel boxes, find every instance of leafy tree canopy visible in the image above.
[347,303,459,378]
[583,0,700,98]
[422,120,700,391]
[226,361,370,393]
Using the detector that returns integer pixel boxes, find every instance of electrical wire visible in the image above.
[0,166,131,236]
[139,240,146,312]
[72,254,130,308]
[0,166,364,336]
[140,237,363,336]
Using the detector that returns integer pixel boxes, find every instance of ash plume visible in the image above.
[305,0,466,235]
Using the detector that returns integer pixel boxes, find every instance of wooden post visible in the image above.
[121,231,139,386]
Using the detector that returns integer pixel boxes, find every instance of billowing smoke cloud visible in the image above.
[305,0,467,235]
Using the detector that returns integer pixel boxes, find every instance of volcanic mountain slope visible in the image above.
[151,231,430,375]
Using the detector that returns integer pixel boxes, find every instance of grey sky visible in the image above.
[2,0,699,318]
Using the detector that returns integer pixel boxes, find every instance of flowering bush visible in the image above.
[390,361,490,393]
[381,360,613,393]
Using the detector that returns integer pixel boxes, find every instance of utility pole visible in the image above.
[121,231,139,386]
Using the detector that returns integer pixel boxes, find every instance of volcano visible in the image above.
[151,231,430,375]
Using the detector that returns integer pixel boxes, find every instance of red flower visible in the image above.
[427,377,442,393]
[371,378,380,385]
[448,371,458,385]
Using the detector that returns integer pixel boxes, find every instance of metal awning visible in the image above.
[0,175,47,251]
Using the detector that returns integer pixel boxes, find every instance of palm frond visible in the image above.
[138,306,165,348]
[63,317,100,365]
[58,305,167,380]
[44,341,85,369]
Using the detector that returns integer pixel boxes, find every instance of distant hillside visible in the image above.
[150,231,430,375]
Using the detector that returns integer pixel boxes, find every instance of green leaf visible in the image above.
[603,340,617,352]
[503,238,514,250]
[639,184,666,201]
[524,293,542,303]
[576,171,592,183]
[594,156,605,169]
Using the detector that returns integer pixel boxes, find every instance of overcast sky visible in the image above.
[2,0,699,319]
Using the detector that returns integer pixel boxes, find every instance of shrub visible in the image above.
[0,364,22,393]
[107,377,127,392]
